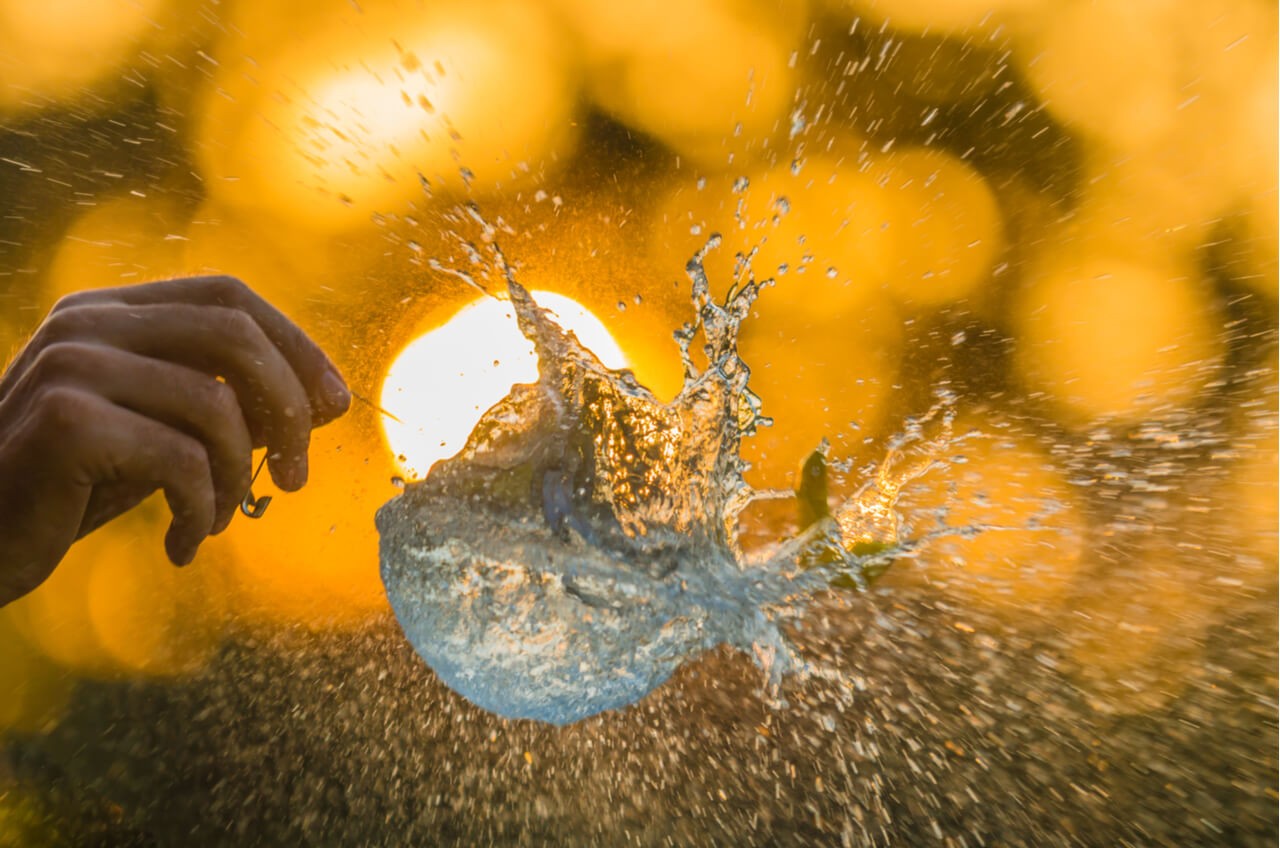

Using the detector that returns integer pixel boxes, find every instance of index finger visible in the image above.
[77,275,351,425]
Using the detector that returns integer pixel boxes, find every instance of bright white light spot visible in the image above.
[380,291,626,480]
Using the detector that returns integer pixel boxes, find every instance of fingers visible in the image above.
[0,275,344,589]
[39,302,313,491]
[34,389,217,565]
[63,275,351,424]
[77,480,157,540]
[31,343,253,534]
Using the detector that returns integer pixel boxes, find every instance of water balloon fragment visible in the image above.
[378,240,930,725]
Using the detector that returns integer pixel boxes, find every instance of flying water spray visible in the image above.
[377,233,992,725]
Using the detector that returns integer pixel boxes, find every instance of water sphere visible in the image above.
[378,243,945,724]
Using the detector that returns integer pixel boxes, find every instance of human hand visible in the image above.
[0,276,351,605]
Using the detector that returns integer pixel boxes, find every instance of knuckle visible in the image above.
[38,306,83,344]
[211,306,262,348]
[204,378,241,421]
[171,437,212,480]
[49,290,94,314]
[209,275,251,305]
[29,342,86,384]
[30,386,87,436]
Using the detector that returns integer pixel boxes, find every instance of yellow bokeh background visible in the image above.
[210,419,398,631]
[0,607,74,734]
[194,0,580,232]
[561,0,805,168]
[0,0,171,113]
[0,0,1274,740]
[1011,253,1224,426]
[8,496,228,681]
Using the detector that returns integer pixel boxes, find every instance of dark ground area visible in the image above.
[6,578,1276,847]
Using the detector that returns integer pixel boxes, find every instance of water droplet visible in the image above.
[790,107,807,139]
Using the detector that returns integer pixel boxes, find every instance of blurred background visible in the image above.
[0,0,1275,844]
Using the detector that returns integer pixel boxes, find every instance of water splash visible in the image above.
[377,236,978,725]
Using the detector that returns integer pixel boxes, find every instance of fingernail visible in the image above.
[281,454,308,491]
[322,367,351,413]
[166,528,198,566]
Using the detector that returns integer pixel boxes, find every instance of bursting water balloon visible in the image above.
[378,240,958,725]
